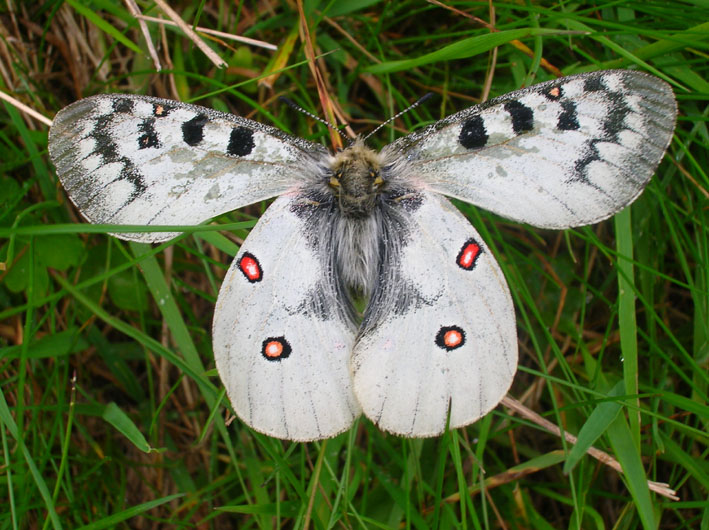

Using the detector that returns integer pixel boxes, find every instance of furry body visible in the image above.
[299,140,419,327]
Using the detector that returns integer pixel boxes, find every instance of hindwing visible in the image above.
[352,192,517,436]
[212,194,360,441]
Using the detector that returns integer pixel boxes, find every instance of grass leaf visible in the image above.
[607,412,657,529]
[75,494,183,530]
[101,402,153,453]
[563,381,623,475]
[366,28,566,74]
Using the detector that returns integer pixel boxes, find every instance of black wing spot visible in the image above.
[137,118,160,149]
[504,100,534,134]
[584,75,605,92]
[92,114,119,160]
[543,85,563,101]
[112,98,134,113]
[602,92,631,139]
[182,114,209,146]
[572,142,604,190]
[119,164,147,199]
[153,102,174,117]
[557,100,580,131]
[227,126,255,157]
[459,115,488,149]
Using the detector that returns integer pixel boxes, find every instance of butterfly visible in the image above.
[48,70,676,441]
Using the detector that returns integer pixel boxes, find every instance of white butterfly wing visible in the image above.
[387,70,676,229]
[212,194,360,441]
[352,192,517,437]
[49,94,327,242]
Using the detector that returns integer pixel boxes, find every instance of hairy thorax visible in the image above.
[328,141,386,218]
[307,140,409,300]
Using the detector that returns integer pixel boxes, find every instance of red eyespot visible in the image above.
[456,239,482,270]
[261,337,292,361]
[238,252,262,282]
[435,325,466,351]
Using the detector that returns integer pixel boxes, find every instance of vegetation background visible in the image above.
[0,0,707,528]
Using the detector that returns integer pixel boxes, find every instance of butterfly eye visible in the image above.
[329,170,342,189]
[370,170,384,188]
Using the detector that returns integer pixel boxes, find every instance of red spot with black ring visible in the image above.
[456,238,482,270]
[261,336,292,361]
[435,325,466,351]
[238,252,262,283]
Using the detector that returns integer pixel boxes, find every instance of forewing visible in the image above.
[387,70,676,229]
[49,94,328,242]
[352,192,517,437]
[213,195,360,441]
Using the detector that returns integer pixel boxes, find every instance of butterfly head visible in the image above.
[328,140,385,217]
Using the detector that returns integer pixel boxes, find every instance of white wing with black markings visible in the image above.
[49,94,327,242]
[386,70,676,229]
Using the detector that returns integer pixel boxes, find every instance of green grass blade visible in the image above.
[615,208,641,448]
[101,402,153,453]
[75,494,183,530]
[660,432,709,490]
[366,28,565,74]
[51,274,213,390]
[607,413,656,529]
[64,0,142,54]
[563,381,624,475]
[0,220,255,238]
[128,242,204,375]
[0,390,62,530]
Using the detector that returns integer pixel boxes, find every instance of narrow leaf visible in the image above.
[65,0,143,54]
[101,402,152,453]
[607,413,656,530]
[76,494,183,530]
[563,381,624,474]
[366,28,564,74]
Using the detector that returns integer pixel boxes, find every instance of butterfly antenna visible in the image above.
[364,93,434,141]
[279,96,347,140]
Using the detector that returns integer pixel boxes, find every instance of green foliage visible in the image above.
[1,1,707,528]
